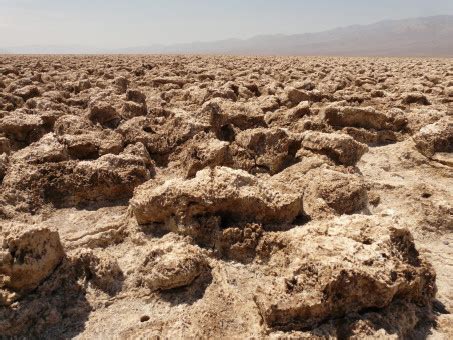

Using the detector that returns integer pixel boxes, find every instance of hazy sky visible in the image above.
[1,0,453,48]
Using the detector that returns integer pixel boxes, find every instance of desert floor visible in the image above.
[0,55,452,338]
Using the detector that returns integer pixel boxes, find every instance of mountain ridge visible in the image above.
[3,15,453,56]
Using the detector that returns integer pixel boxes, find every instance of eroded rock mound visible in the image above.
[302,168,368,219]
[324,104,407,131]
[230,127,299,174]
[255,215,436,331]
[299,131,368,166]
[131,166,304,226]
[202,98,266,141]
[413,117,453,164]
[0,224,64,306]
[168,132,229,178]
[2,142,154,209]
[137,235,209,291]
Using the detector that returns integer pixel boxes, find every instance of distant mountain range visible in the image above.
[3,15,453,56]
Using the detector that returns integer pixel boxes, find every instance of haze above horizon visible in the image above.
[2,0,453,49]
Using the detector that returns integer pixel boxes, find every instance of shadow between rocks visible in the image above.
[158,270,213,307]
[0,261,92,338]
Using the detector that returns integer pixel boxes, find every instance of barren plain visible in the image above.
[0,55,452,338]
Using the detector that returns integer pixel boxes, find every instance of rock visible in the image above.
[117,110,206,164]
[286,88,322,104]
[2,143,154,208]
[77,79,91,92]
[230,127,299,174]
[0,153,8,180]
[0,111,47,146]
[113,76,129,94]
[72,249,123,294]
[302,168,368,219]
[58,129,124,160]
[0,224,64,305]
[342,126,399,146]
[13,85,40,101]
[214,223,263,262]
[402,92,431,105]
[122,100,147,118]
[202,98,266,141]
[53,114,94,135]
[0,137,11,155]
[87,100,120,128]
[138,235,208,291]
[126,89,146,104]
[152,77,186,87]
[130,166,304,226]
[256,95,280,112]
[0,93,24,111]
[324,104,407,131]
[11,133,69,164]
[446,87,453,97]
[265,101,311,127]
[299,131,369,166]
[255,215,436,330]
[45,143,153,206]
[169,132,229,178]
[413,117,453,160]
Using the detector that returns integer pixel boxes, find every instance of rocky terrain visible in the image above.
[0,55,452,339]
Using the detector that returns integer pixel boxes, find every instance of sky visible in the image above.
[1,0,453,48]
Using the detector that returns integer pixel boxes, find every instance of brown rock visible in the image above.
[130,166,304,225]
[255,215,436,330]
[231,127,299,174]
[138,235,208,291]
[0,224,64,305]
[402,92,431,105]
[303,168,368,219]
[299,131,369,166]
[324,104,407,131]
[413,117,453,162]
[87,100,120,128]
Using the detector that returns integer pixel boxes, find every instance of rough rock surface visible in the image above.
[0,55,451,338]
[413,117,453,164]
[130,166,304,226]
[299,130,368,166]
[255,216,436,331]
[0,224,64,305]
[137,234,209,291]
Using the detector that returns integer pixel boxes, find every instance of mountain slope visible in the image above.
[121,15,453,56]
[5,15,453,56]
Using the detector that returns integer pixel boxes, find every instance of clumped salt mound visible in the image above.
[0,110,48,149]
[255,215,436,331]
[299,131,368,166]
[413,117,453,165]
[0,224,64,306]
[402,92,431,105]
[131,158,369,230]
[2,142,154,209]
[130,166,304,226]
[168,132,229,178]
[72,248,123,295]
[302,168,368,219]
[137,234,209,291]
[230,127,299,174]
[201,98,266,141]
[0,153,8,181]
[324,104,407,131]
[116,109,206,165]
[264,101,312,128]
